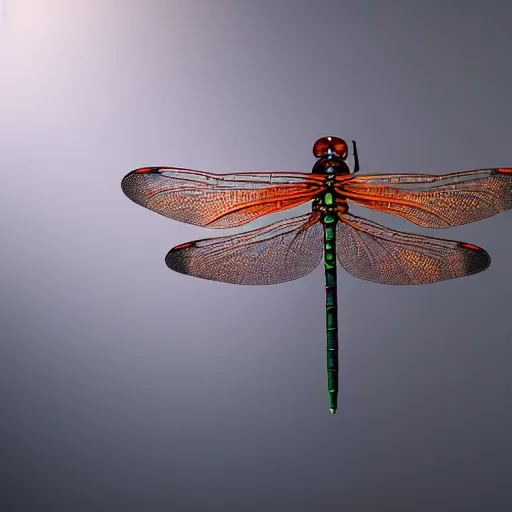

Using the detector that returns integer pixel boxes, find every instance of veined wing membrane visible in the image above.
[122,167,325,228]
[166,213,323,285]
[336,213,490,285]
[336,168,512,228]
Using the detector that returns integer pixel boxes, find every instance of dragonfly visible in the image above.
[121,136,512,414]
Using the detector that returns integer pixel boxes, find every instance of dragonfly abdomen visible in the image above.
[321,210,339,414]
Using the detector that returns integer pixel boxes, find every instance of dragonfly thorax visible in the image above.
[312,159,350,175]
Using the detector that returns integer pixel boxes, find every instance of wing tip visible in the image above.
[165,243,195,273]
[459,242,491,275]
[120,172,135,199]
[121,168,160,201]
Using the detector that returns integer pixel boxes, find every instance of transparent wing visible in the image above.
[166,212,323,285]
[336,213,490,285]
[336,168,512,228]
[122,167,325,228]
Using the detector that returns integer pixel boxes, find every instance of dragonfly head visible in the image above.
[313,136,348,160]
[312,136,351,175]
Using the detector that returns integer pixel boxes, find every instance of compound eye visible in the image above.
[312,136,348,159]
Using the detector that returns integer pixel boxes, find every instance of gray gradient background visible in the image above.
[1,1,512,510]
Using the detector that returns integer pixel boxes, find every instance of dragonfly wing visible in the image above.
[336,168,512,228]
[336,213,490,285]
[122,167,325,228]
[166,212,323,285]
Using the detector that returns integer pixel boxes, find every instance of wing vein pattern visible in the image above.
[122,168,325,228]
[166,212,324,285]
[336,213,490,285]
[336,168,512,228]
